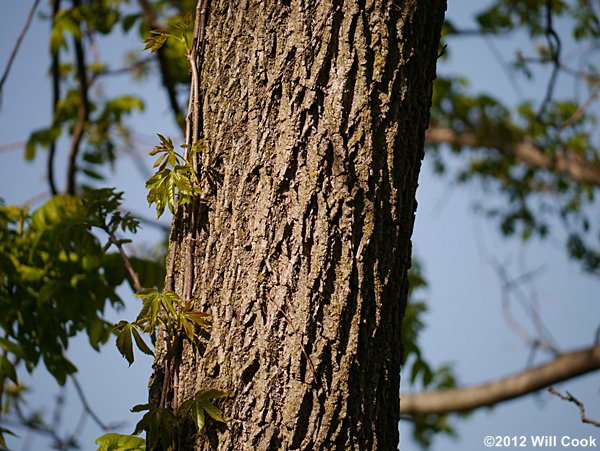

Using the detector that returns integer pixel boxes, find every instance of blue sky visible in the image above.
[1,1,598,450]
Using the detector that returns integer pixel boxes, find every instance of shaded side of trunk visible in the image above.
[150,1,445,449]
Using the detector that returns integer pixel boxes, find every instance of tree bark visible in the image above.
[150,1,445,449]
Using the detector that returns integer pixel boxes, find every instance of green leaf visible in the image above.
[115,321,134,365]
[146,168,172,218]
[25,126,62,161]
[30,195,85,232]
[193,389,227,429]
[160,290,181,322]
[132,404,179,450]
[181,311,211,329]
[131,326,153,356]
[134,287,159,298]
[95,433,145,451]
[0,338,26,359]
[135,289,161,331]
[0,356,18,384]
[174,11,192,30]
[199,398,225,424]
[180,317,195,342]
[0,427,16,449]
[143,30,167,54]
[191,402,206,431]
[24,140,36,161]
[121,14,140,33]
[83,167,105,180]
[88,318,112,351]
[130,403,153,413]
[197,388,228,402]
[43,353,77,385]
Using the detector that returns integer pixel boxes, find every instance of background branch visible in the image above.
[426,126,600,187]
[401,344,600,415]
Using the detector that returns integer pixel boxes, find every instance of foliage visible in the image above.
[143,12,193,55]
[146,135,204,218]
[0,190,163,446]
[178,389,228,432]
[124,389,227,451]
[95,433,146,451]
[433,1,600,275]
[403,260,459,447]
[107,286,224,450]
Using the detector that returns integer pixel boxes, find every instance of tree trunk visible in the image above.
[150,1,445,449]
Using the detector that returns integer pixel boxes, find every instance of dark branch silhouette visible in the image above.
[48,0,62,195]
[66,0,90,195]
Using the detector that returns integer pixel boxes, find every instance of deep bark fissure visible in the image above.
[150,1,445,449]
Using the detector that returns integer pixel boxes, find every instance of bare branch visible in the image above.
[400,344,600,415]
[490,258,558,355]
[0,0,42,105]
[425,126,600,187]
[0,140,26,152]
[548,387,600,427]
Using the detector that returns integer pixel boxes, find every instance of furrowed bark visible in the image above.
[150,1,445,449]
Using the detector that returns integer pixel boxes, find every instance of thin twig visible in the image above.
[562,80,600,127]
[89,56,154,85]
[490,258,558,354]
[0,0,42,105]
[70,376,116,431]
[548,387,600,427]
[537,0,562,119]
[483,37,523,99]
[108,231,142,292]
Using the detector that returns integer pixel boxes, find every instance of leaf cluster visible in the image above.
[0,191,164,445]
[95,433,145,451]
[146,135,204,218]
[109,389,226,451]
[143,12,193,55]
[107,286,225,450]
[430,72,600,273]
[114,288,210,366]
